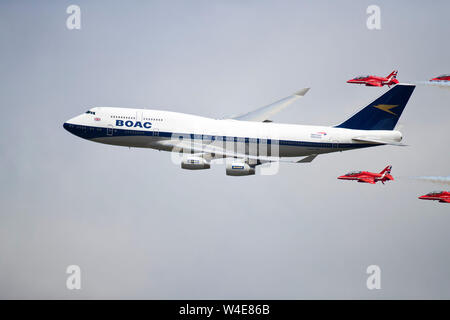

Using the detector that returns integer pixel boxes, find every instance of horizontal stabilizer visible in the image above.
[352,137,407,146]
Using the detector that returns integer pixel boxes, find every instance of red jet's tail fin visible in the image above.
[386,70,398,80]
[380,165,392,175]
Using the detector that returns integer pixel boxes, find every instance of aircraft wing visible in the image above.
[156,139,317,164]
[296,154,317,163]
[232,88,310,122]
[439,199,450,203]
[366,81,382,87]
[352,137,407,146]
[358,177,376,184]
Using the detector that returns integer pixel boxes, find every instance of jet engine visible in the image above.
[181,156,210,170]
[226,162,255,176]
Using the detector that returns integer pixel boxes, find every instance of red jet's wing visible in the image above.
[365,80,383,87]
[358,177,376,184]
[439,199,450,203]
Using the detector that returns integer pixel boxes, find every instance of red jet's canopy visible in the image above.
[346,171,362,175]
[426,191,444,196]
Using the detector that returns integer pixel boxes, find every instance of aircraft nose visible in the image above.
[63,120,76,135]
[63,116,85,138]
[63,122,70,131]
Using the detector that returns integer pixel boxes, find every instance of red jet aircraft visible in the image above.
[347,70,399,87]
[430,74,450,81]
[418,191,450,203]
[338,165,393,184]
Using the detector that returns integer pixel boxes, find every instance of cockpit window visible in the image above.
[346,171,362,175]
[355,76,369,79]
[85,110,96,115]
[438,74,450,78]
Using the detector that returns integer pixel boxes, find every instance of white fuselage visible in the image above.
[64,107,402,158]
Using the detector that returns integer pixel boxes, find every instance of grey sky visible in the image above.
[0,0,449,299]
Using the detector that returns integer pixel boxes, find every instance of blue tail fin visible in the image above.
[335,84,415,130]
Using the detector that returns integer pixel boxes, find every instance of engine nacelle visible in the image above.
[226,162,255,176]
[181,156,210,170]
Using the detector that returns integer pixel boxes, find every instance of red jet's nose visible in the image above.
[337,175,346,180]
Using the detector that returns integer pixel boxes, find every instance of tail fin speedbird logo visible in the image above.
[373,104,399,115]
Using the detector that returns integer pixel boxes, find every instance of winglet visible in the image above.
[232,87,311,122]
[294,88,310,96]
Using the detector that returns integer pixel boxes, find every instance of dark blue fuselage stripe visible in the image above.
[63,123,378,149]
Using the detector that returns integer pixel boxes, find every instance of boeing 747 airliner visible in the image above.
[64,84,415,176]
